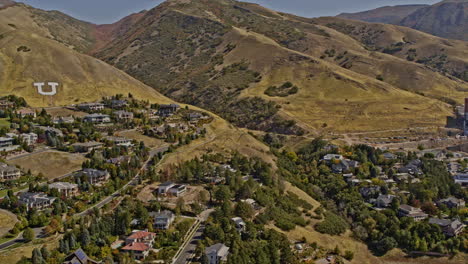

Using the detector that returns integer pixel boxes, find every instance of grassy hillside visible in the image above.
[0,3,273,165]
[86,0,465,133]
[337,5,429,24]
[0,4,173,107]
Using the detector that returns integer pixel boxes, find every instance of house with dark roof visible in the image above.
[168,184,187,197]
[157,182,175,195]
[49,182,79,197]
[0,162,21,181]
[398,205,428,221]
[429,218,465,237]
[18,192,56,211]
[122,230,156,260]
[75,169,110,185]
[437,197,466,209]
[77,103,104,112]
[158,104,180,117]
[62,248,100,264]
[231,217,247,233]
[376,194,396,208]
[205,243,229,264]
[151,210,175,230]
[114,110,134,121]
[83,113,111,124]
[72,142,104,153]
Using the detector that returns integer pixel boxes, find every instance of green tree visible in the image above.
[23,227,34,242]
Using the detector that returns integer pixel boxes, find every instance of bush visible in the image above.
[264,82,299,97]
[314,212,348,235]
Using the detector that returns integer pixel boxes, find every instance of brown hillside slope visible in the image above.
[0,4,172,107]
[88,0,465,133]
[337,4,428,24]
[0,3,273,165]
[399,0,468,41]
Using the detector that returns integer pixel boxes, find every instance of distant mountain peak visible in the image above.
[0,0,15,8]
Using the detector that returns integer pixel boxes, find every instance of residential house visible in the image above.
[35,126,64,137]
[429,218,465,237]
[398,159,423,175]
[49,182,79,197]
[106,156,130,166]
[188,112,203,121]
[322,154,344,162]
[106,99,127,109]
[0,162,20,181]
[83,113,111,124]
[332,159,359,173]
[122,230,157,260]
[72,142,104,153]
[158,104,180,117]
[398,205,428,221]
[53,116,75,125]
[77,103,104,112]
[62,248,100,264]
[157,182,175,195]
[168,184,187,197]
[376,194,395,208]
[231,217,247,233]
[17,108,36,118]
[106,136,133,147]
[0,100,14,110]
[151,210,175,230]
[18,192,56,210]
[76,169,110,185]
[454,173,468,186]
[114,110,134,121]
[205,243,229,264]
[19,132,38,145]
[0,137,16,151]
[437,197,466,209]
[383,152,397,160]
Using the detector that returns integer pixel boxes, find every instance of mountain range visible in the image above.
[0,0,467,134]
[338,0,468,41]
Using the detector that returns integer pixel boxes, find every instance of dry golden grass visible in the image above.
[0,209,17,238]
[158,115,276,169]
[117,130,167,149]
[8,151,86,180]
[39,107,88,118]
[0,5,174,107]
[220,26,462,134]
[283,181,321,209]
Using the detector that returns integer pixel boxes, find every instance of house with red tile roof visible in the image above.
[121,230,156,260]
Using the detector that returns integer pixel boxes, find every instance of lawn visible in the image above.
[8,151,87,180]
[0,118,10,128]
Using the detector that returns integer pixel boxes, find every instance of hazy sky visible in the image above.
[19,0,441,24]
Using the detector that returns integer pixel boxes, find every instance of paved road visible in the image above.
[173,209,213,264]
[74,146,165,217]
[6,147,53,161]
[0,227,46,251]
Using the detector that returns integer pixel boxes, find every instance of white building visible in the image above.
[205,243,229,264]
[0,162,21,181]
[19,133,38,145]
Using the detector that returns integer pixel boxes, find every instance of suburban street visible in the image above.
[173,209,213,264]
[74,145,167,217]
[0,227,46,251]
